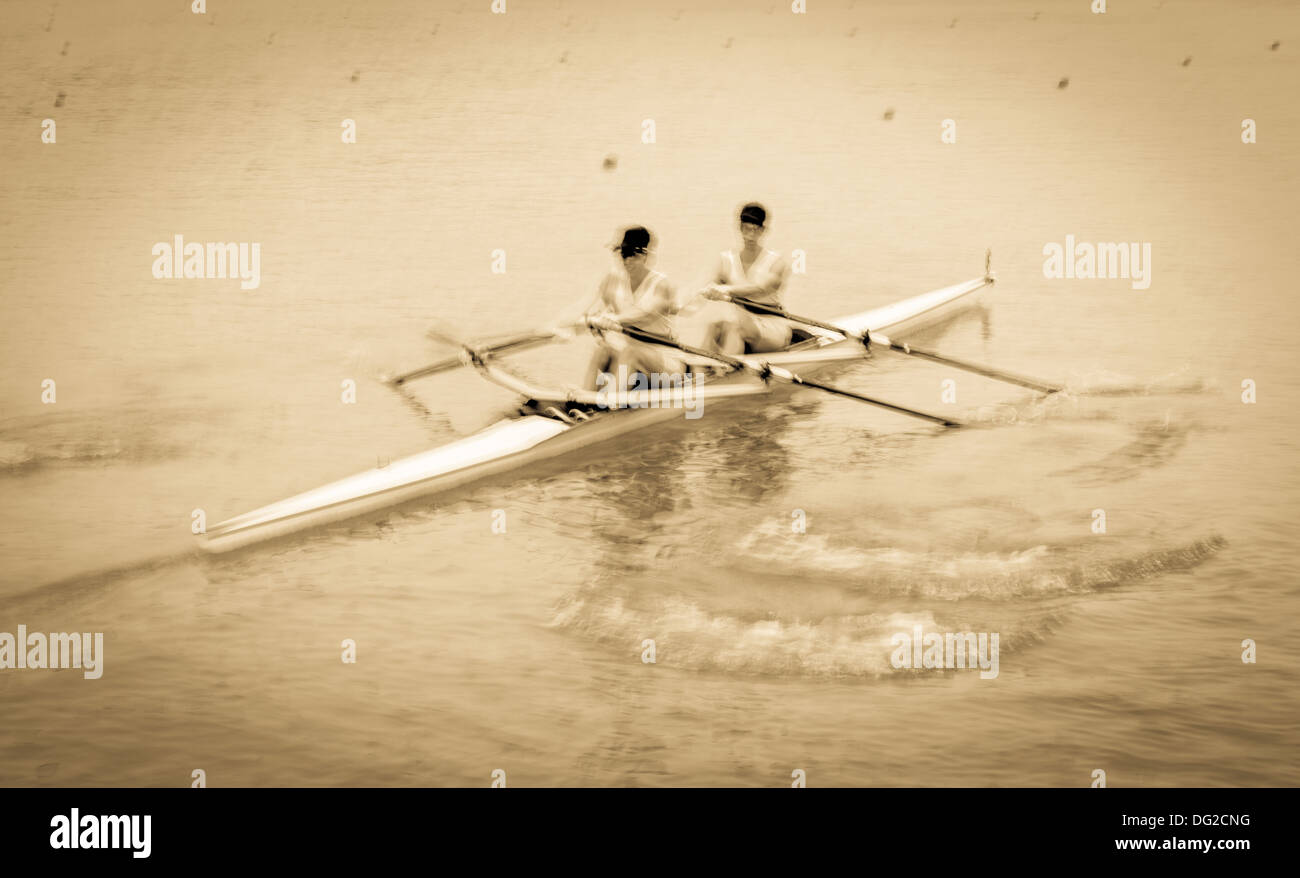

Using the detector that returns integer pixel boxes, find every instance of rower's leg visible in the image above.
[699,318,738,356]
[583,346,614,391]
[701,320,719,351]
[621,346,657,391]
[745,315,793,353]
[716,323,745,356]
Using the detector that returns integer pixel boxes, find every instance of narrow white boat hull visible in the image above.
[200,276,990,552]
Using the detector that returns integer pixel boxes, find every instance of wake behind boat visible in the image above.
[200,271,1001,553]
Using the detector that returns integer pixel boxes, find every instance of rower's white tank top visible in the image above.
[609,268,671,335]
[721,249,782,304]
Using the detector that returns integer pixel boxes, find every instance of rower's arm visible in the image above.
[692,258,733,303]
[541,275,613,334]
[580,274,615,316]
[713,256,789,300]
[605,280,677,325]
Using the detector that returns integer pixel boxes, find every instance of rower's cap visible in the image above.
[739,202,767,228]
[613,226,653,257]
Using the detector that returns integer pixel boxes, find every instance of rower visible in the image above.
[700,202,792,355]
[581,226,682,391]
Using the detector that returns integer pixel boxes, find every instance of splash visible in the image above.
[731,526,1226,599]
[1063,367,1211,398]
[551,592,949,677]
[549,534,1227,677]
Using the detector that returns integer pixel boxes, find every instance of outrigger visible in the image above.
[201,256,1056,553]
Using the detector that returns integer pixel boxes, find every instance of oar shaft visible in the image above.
[613,324,960,427]
[389,358,465,385]
[619,324,745,370]
[870,333,1062,394]
[729,296,862,340]
[729,295,1062,395]
[765,365,960,426]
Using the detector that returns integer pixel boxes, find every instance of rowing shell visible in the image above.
[200,276,991,553]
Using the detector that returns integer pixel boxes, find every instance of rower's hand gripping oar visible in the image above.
[601,320,962,428]
[724,292,1063,396]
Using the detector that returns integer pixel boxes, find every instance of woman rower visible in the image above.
[699,202,792,355]
[581,226,682,391]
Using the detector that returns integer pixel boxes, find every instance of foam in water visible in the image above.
[549,533,1227,677]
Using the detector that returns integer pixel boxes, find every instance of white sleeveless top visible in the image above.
[607,268,671,335]
[720,249,783,305]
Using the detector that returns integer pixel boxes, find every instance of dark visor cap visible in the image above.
[739,203,767,228]
[613,226,652,257]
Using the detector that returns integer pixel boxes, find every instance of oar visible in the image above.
[387,325,580,386]
[604,321,962,427]
[727,295,1062,395]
